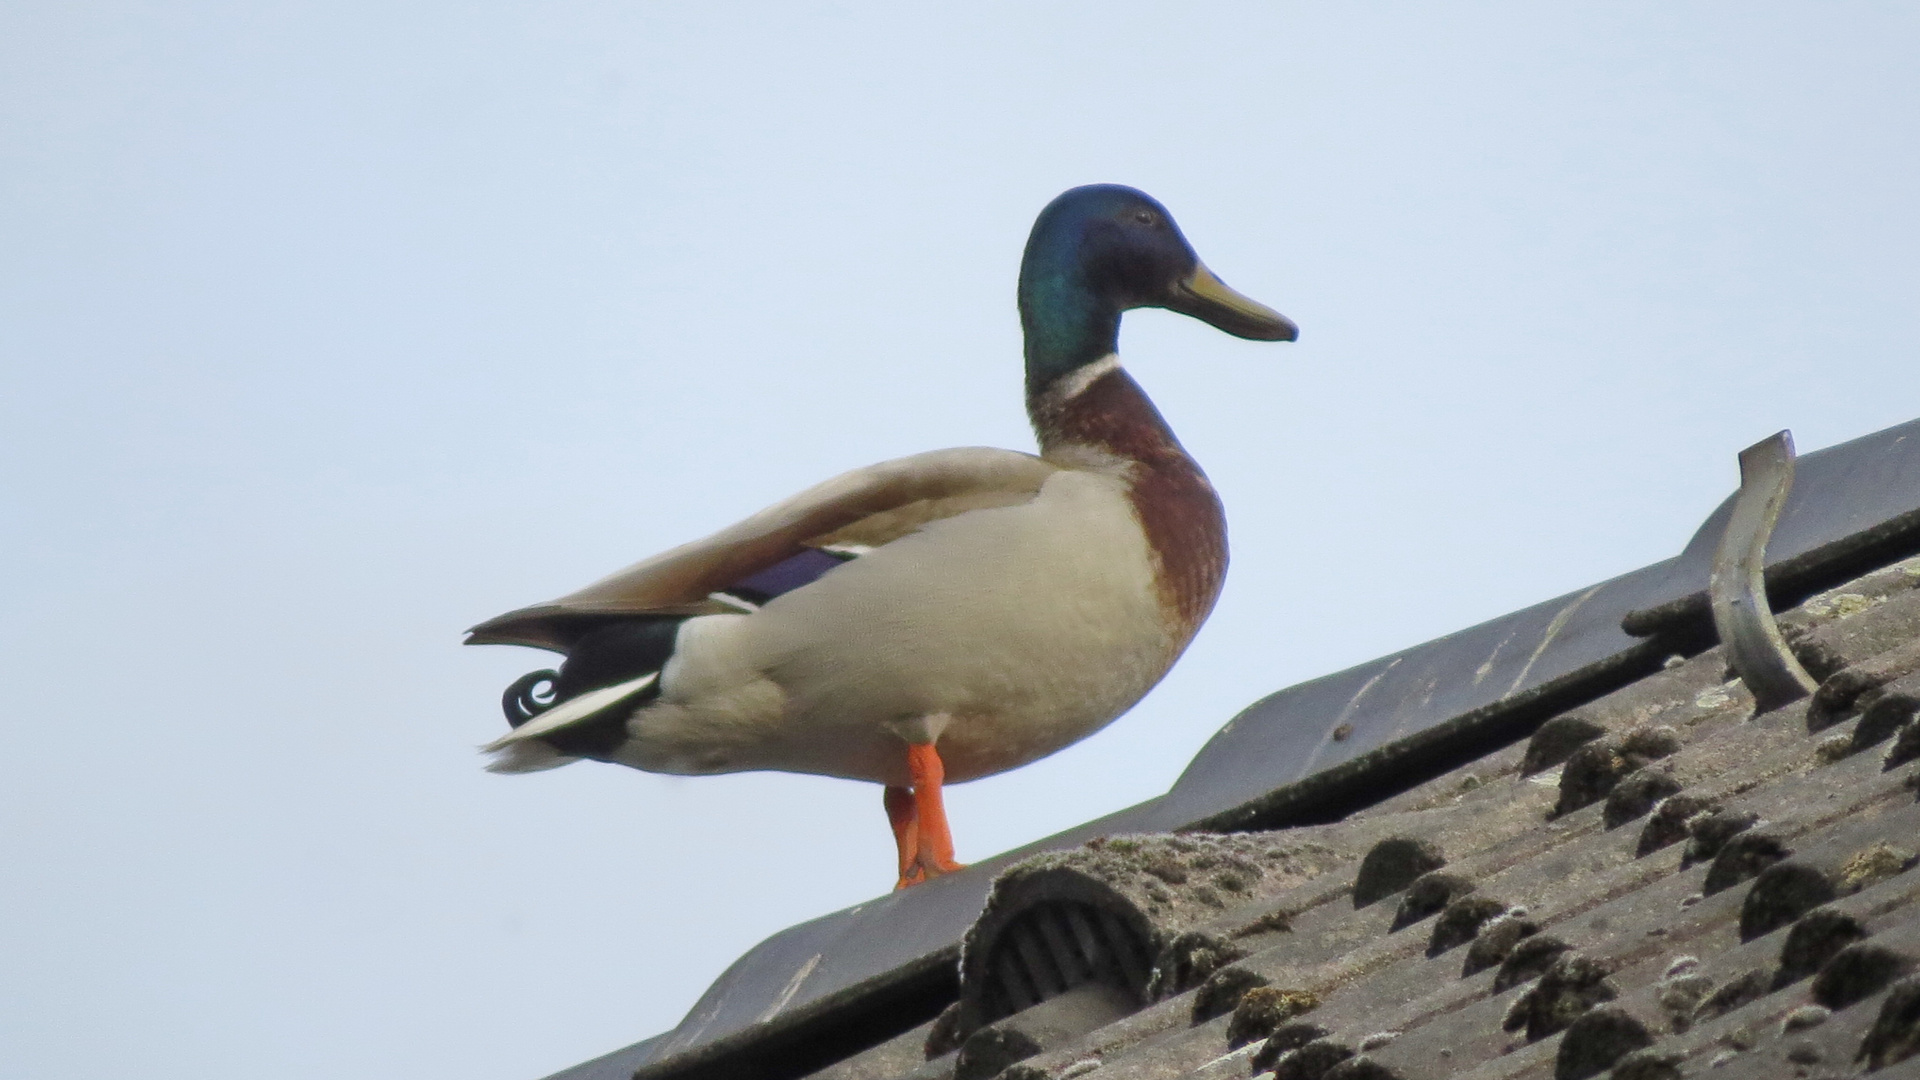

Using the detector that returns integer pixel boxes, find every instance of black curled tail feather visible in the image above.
[503,669,560,727]
[493,617,688,761]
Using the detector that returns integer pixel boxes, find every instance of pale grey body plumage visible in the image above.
[486,412,1178,787]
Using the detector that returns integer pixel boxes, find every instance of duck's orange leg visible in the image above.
[901,742,965,884]
[884,785,923,889]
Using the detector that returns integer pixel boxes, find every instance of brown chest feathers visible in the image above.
[1029,367,1229,640]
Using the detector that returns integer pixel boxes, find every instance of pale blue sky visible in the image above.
[3,5,1917,1079]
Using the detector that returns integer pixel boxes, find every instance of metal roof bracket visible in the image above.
[1710,430,1820,712]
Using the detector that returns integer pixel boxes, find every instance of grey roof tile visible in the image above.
[801,1019,942,1080]
[961,575,1920,1080]
[550,418,1920,1080]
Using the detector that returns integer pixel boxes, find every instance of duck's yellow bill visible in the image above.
[1165,263,1298,342]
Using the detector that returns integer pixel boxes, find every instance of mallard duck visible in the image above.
[467,184,1295,888]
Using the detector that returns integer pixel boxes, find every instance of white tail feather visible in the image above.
[484,742,578,773]
[482,671,659,752]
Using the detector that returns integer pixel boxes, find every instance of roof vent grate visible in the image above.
[981,900,1149,1022]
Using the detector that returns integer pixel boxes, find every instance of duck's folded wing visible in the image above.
[465,446,1060,651]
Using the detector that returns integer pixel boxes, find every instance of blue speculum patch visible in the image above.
[724,547,857,606]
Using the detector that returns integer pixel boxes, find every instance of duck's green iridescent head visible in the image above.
[1017,184,1297,394]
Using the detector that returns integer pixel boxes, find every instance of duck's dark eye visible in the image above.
[1133,210,1158,226]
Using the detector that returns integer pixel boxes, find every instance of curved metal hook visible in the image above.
[1710,431,1819,712]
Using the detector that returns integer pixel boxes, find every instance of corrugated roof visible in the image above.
[817,558,1920,1080]
[542,415,1920,1080]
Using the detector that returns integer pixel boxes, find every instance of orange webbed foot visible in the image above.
[887,743,968,889]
